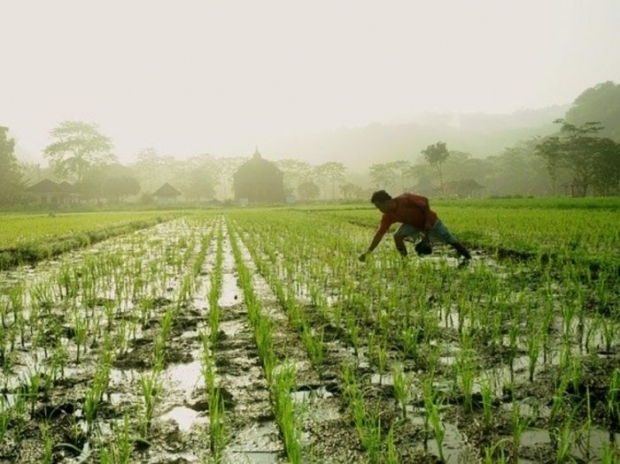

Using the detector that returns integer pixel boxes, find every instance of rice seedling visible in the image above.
[342,364,382,463]
[23,369,42,418]
[302,323,325,367]
[138,371,160,438]
[554,414,574,462]
[385,424,399,464]
[427,392,445,463]
[483,438,509,464]
[100,413,133,463]
[72,306,89,364]
[154,308,175,371]
[0,398,10,441]
[607,369,620,427]
[40,421,54,464]
[510,397,530,455]
[201,340,227,461]
[455,331,476,412]
[399,325,420,362]
[600,315,619,354]
[271,364,302,464]
[375,339,389,386]
[391,364,412,419]
[601,440,620,464]
[507,324,519,385]
[549,373,570,430]
[526,318,541,383]
[480,374,495,431]
[346,313,360,357]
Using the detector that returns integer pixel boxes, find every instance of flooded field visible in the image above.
[0,207,619,463]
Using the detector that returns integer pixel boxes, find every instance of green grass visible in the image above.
[0,211,183,249]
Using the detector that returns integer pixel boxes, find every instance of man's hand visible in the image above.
[358,252,368,262]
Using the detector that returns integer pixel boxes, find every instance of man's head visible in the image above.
[371,190,394,213]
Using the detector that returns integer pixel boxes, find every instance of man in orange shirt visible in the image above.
[359,190,471,262]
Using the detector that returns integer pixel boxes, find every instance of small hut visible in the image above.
[27,179,80,206]
[153,183,182,205]
[232,148,285,204]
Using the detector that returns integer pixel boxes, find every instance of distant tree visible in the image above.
[0,126,24,205]
[182,154,217,200]
[368,160,412,193]
[77,163,140,202]
[407,161,434,193]
[275,159,313,196]
[298,181,320,201]
[535,119,620,196]
[315,162,346,200]
[421,142,450,195]
[442,151,486,181]
[340,182,363,200]
[133,148,166,192]
[557,119,607,196]
[44,121,116,182]
[104,176,140,201]
[565,81,620,142]
[591,137,620,195]
[534,136,563,195]
[369,163,395,189]
[480,142,551,197]
[386,160,413,193]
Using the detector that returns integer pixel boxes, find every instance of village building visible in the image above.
[27,179,80,207]
[152,182,182,205]
[233,148,285,204]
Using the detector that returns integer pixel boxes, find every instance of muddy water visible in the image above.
[209,234,286,464]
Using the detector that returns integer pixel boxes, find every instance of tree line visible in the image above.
[2,81,619,206]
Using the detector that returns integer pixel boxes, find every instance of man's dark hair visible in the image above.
[371,190,392,203]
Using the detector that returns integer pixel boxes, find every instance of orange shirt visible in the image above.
[377,193,437,235]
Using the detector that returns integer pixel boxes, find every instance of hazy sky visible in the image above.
[2,0,619,162]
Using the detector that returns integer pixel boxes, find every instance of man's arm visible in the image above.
[359,228,387,261]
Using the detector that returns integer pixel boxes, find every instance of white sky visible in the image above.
[2,0,619,162]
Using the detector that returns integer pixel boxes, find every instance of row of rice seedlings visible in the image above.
[231,215,357,348]
[235,219,427,461]
[209,220,224,345]
[84,332,116,433]
[196,218,228,461]
[200,337,227,462]
[228,221,303,463]
[232,213,424,384]
[234,218,412,461]
[341,364,392,463]
[232,214,428,382]
[235,225,327,369]
[232,215,412,462]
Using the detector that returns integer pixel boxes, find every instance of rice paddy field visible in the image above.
[0,198,619,463]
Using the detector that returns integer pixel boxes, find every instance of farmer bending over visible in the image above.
[358,190,471,262]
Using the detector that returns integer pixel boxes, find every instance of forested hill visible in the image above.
[272,104,570,167]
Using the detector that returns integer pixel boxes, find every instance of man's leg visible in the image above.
[394,224,421,257]
[451,241,472,260]
[429,220,471,260]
